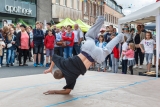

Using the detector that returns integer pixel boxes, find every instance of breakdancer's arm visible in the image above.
[44,61,55,74]
[43,89,71,95]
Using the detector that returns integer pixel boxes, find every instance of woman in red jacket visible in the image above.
[44,29,55,67]
[62,25,74,58]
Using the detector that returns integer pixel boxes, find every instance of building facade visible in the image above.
[82,0,104,25]
[104,0,124,28]
[0,0,37,28]
[52,0,82,23]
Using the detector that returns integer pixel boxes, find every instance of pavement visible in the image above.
[0,72,160,107]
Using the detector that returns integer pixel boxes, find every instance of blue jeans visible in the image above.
[73,43,81,56]
[7,49,15,64]
[64,46,73,59]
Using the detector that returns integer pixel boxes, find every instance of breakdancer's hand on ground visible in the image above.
[44,61,55,74]
[43,90,55,95]
[44,68,52,74]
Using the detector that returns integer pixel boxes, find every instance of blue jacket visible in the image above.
[0,33,4,41]
[33,29,44,45]
[96,42,107,48]
[6,35,16,50]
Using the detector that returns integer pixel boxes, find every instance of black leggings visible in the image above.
[129,66,133,75]
[19,49,28,65]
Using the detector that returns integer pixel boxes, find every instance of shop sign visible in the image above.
[5,5,32,15]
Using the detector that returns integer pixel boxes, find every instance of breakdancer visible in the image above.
[43,16,124,95]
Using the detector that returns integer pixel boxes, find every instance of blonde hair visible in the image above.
[129,43,135,50]
[7,28,14,41]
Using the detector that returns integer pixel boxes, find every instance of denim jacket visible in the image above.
[96,42,107,48]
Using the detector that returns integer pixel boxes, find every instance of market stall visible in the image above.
[118,2,160,77]
[56,18,76,28]
[75,19,91,32]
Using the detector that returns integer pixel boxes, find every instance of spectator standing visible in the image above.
[72,24,83,56]
[16,23,21,34]
[16,24,30,66]
[110,33,120,73]
[45,23,56,38]
[133,25,145,69]
[54,28,63,57]
[122,36,128,74]
[104,25,113,71]
[96,35,107,72]
[62,25,74,58]
[0,35,5,68]
[6,28,16,67]
[141,25,146,33]
[139,32,156,72]
[44,29,55,67]
[27,26,33,62]
[122,43,136,75]
[33,22,44,67]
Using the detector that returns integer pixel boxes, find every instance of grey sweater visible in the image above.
[81,16,124,63]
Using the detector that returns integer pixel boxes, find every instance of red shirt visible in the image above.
[21,31,29,49]
[62,32,74,47]
[44,35,55,49]
[156,0,160,2]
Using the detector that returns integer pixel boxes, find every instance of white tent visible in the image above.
[118,2,160,77]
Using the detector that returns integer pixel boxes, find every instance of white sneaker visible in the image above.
[139,66,142,69]
[0,65,1,68]
[133,65,138,68]
[108,67,112,71]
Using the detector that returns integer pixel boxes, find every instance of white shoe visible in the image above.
[0,65,1,68]
[139,66,142,69]
[133,65,138,68]
[108,67,112,71]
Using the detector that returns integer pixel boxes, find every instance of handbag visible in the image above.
[56,41,66,47]
[30,41,34,48]
[7,43,12,48]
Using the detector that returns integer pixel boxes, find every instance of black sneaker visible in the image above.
[6,64,9,67]
[11,63,14,66]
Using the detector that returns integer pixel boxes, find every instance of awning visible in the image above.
[75,19,91,32]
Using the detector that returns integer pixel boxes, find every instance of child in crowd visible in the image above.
[122,36,128,74]
[110,33,120,73]
[96,35,107,72]
[122,43,135,75]
[6,28,16,67]
[0,38,5,68]
[139,32,156,72]
[44,29,55,67]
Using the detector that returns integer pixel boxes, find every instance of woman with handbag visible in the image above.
[6,28,16,67]
[62,25,74,58]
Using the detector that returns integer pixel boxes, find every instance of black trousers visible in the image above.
[122,59,128,74]
[135,48,144,65]
[129,66,133,75]
[19,49,28,65]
